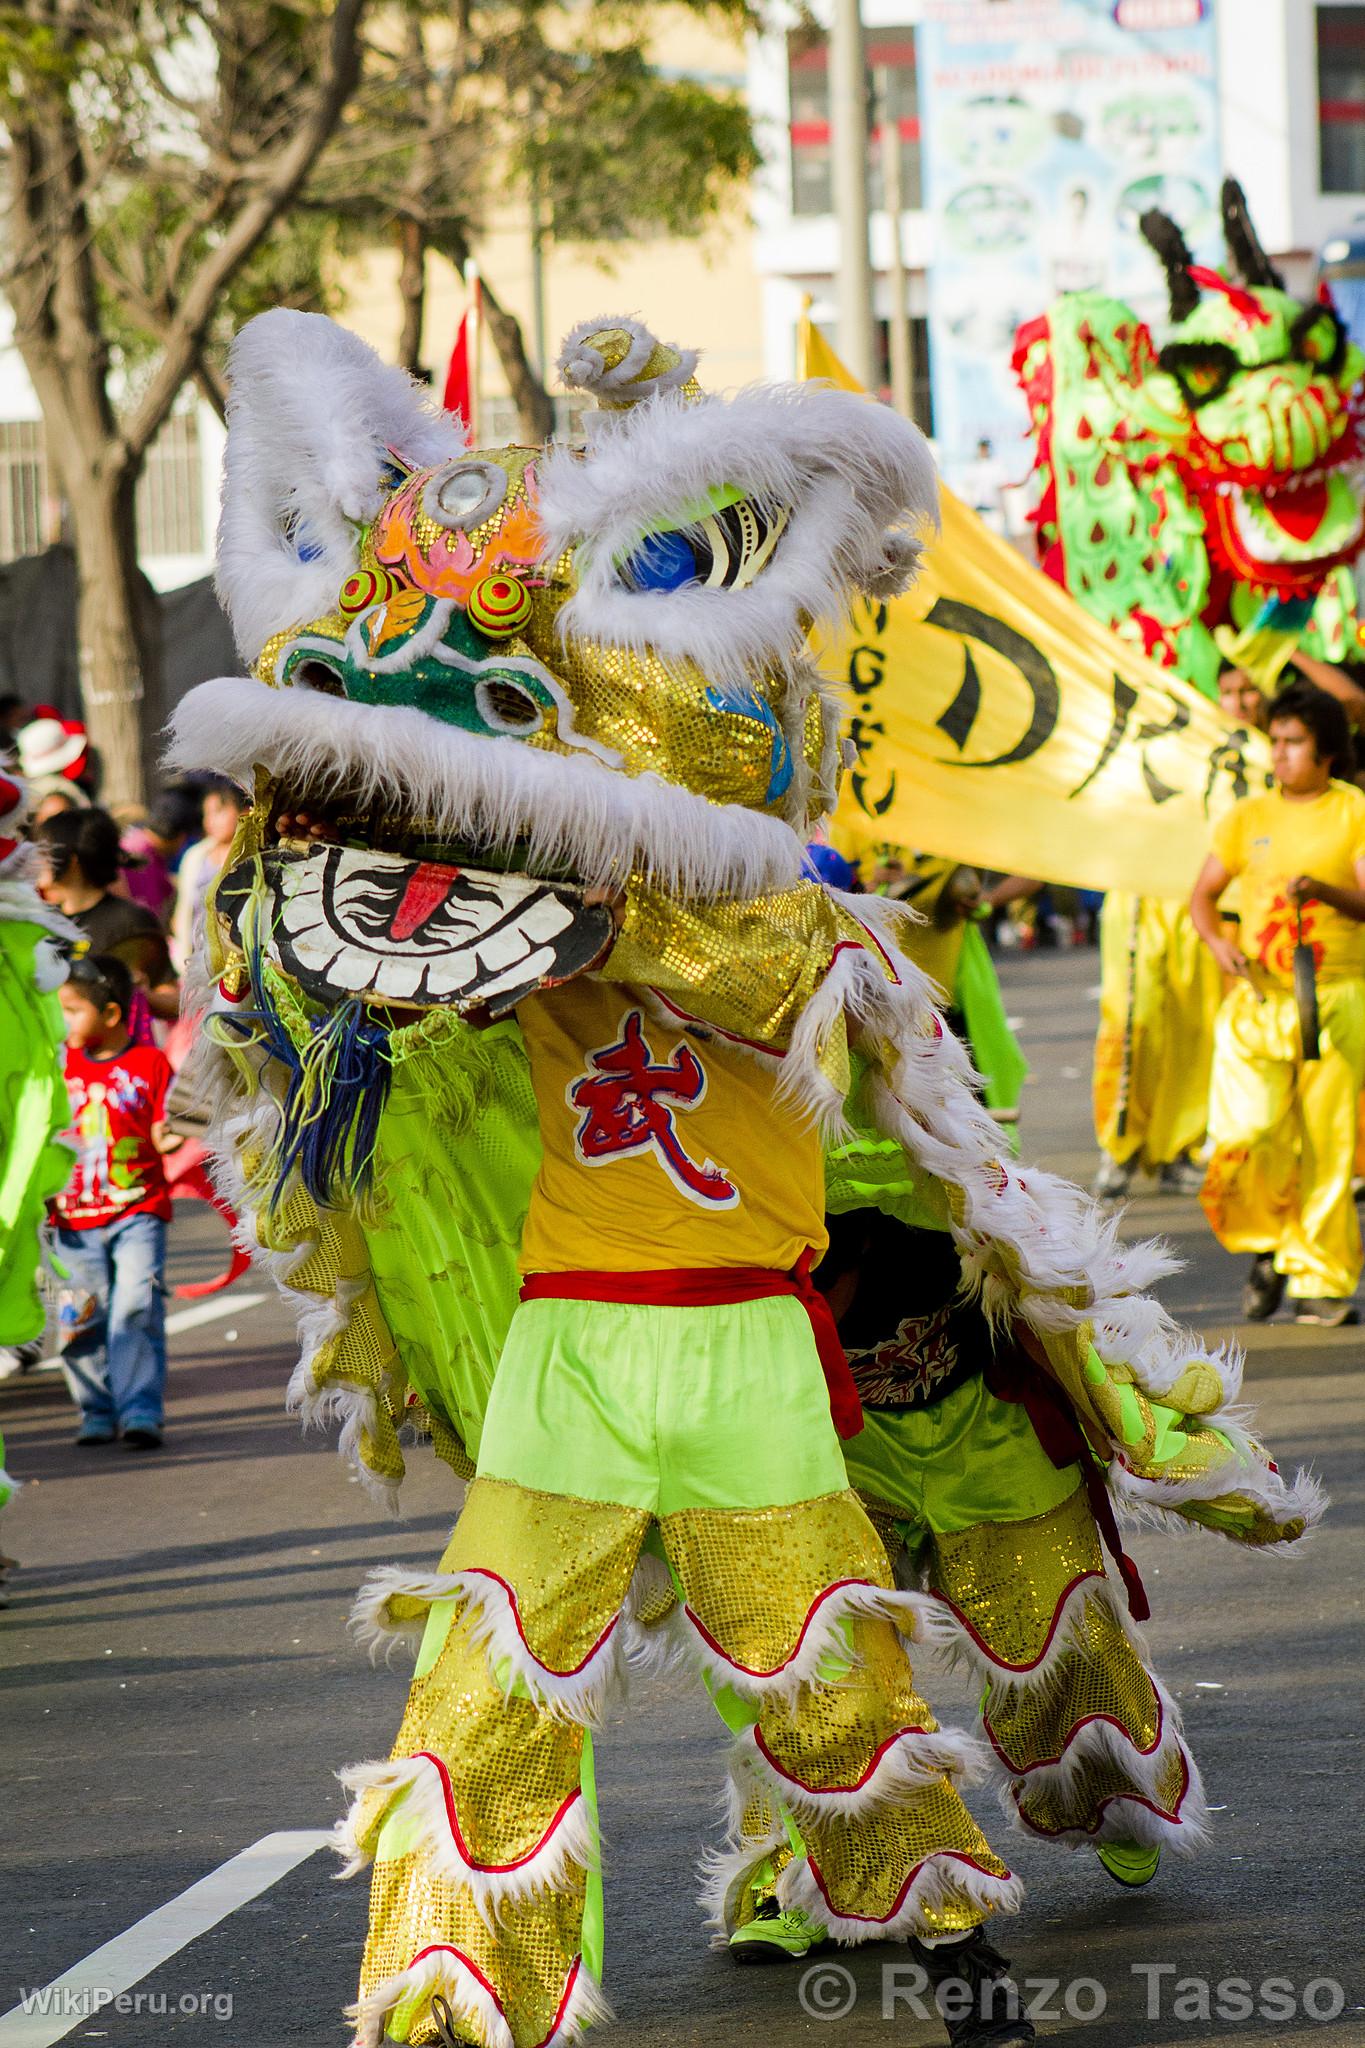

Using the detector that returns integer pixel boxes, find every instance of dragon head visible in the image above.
[172,310,931,1020]
[1136,184,1365,594]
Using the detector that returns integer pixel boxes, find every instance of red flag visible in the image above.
[443,309,473,441]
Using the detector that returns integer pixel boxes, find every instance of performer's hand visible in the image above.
[1209,935,1250,979]
[274,807,342,843]
[1286,873,1319,905]
[584,883,627,931]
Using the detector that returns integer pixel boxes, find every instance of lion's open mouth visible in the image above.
[219,784,614,1017]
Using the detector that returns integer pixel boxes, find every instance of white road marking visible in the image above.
[165,1293,268,1338]
[0,1830,331,2045]
[27,1293,269,1375]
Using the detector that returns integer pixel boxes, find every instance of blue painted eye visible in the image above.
[619,529,703,591]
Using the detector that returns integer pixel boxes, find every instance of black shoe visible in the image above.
[74,1425,116,1447]
[911,1928,1035,2046]
[1241,1254,1285,1322]
[1158,1155,1204,1194]
[120,1426,164,1450]
[1292,1297,1359,1327]
[1093,1156,1133,1201]
[427,1994,474,2047]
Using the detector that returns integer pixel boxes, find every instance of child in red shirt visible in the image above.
[52,954,176,1447]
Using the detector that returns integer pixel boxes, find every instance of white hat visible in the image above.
[18,715,87,779]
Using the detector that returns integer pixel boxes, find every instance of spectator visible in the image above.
[51,954,177,1448]
[171,777,245,970]
[35,808,179,1029]
[120,788,203,924]
[17,712,95,822]
[1217,664,1269,732]
[1191,680,1365,1325]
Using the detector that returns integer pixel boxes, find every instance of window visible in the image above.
[807,317,934,435]
[788,26,921,219]
[0,421,48,562]
[1318,6,1365,193]
[0,410,207,567]
[135,407,204,560]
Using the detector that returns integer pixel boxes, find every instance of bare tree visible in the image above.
[0,1,368,803]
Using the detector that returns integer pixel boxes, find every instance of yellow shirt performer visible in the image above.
[1092,666,1267,1203]
[1191,681,1365,1325]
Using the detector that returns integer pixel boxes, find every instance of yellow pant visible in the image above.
[1201,977,1365,1300]
[1094,894,1221,1170]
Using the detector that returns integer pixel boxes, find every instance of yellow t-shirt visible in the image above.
[1212,780,1365,984]
[516,977,827,1274]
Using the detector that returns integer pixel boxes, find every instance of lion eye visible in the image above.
[1292,306,1346,373]
[422,460,508,532]
[616,499,789,593]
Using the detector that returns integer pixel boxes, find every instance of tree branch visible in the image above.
[118,0,367,466]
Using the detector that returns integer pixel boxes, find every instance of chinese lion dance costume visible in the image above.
[169,311,1321,2048]
[1013,177,1365,700]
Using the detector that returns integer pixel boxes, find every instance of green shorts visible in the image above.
[477,1294,848,1514]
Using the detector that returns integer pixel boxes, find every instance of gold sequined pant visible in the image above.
[861,1474,1204,1854]
[343,1475,1018,2047]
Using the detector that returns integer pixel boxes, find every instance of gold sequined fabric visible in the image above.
[361,1858,585,2047]
[660,1489,891,1674]
[524,632,794,815]
[1012,1738,1190,1841]
[755,1613,943,1795]
[930,1484,1105,1671]
[982,1591,1162,1775]
[806,1786,1012,1932]
[364,1606,585,1870]
[609,880,882,1060]
[443,1478,649,1673]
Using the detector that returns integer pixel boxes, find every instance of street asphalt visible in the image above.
[1,945,1360,2048]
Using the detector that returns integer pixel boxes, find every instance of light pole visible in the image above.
[875,64,915,421]
[828,0,876,388]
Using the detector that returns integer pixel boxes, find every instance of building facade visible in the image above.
[749,0,1365,487]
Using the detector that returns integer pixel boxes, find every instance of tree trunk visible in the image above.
[396,216,427,375]
[481,280,555,444]
[66,467,158,807]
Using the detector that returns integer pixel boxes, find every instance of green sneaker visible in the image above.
[729,1893,828,1964]
[1097,1840,1162,1888]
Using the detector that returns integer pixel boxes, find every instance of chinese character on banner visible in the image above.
[569,1010,739,1208]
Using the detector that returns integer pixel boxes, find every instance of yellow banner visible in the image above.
[801,324,1270,898]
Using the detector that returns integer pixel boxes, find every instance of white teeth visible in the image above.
[423,950,478,996]
[477,944,558,999]
[374,955,424,1000]
[473,922,531,972]
[328,944,382,991]
[518,892,576,941]
[290,925,346,973]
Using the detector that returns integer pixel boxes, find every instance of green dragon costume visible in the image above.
[0,770,77,1512]
[1014,177,1365,700]
[168,311,1321,2048]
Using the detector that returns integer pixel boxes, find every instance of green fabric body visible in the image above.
[365,1016,538,1463]
[477,1295,848,1513]
[955,920,1028,1148]
[0,921,73,1347]
[823,1061,952,1232]
[841,1374,1080,1537]
[823,1065,1076,1535]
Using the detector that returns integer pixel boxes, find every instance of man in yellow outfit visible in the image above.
[1092,667,1268,1204]
[1191,680,1365,1326]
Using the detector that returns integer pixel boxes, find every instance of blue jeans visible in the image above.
[54,1212,168,1434]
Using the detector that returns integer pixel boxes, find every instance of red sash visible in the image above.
[519,1248,863,1439]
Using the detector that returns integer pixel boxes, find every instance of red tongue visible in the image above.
[1262,478,1329,544]
[390,860,461,942]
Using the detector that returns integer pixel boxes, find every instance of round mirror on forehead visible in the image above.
[422,458,509,532]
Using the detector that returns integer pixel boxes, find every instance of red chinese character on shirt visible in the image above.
[568,1009,739,1208]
